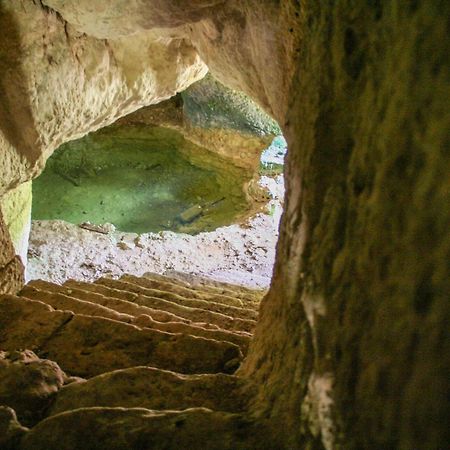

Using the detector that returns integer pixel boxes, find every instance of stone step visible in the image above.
[19,285,134,324]
[95,277,258,323]
[60,279,192,325]
[0,295,242,378]
[24,281,251,353]
[122,273,256,309]
[132,315,250,354]
[81,279,256,333]
[21,407,277,450]
[66,279,231,327]
[0,295,73,351]
[49,366,250,416]
[118,274,259,320]
[162,270,265,302]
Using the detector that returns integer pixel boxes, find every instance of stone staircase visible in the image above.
[0,273,279,449]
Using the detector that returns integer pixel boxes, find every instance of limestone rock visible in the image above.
[0,0,208,195]
[0,350,69,426]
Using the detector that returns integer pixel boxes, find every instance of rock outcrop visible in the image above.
[117,73,280,173]
[0,0,208,195]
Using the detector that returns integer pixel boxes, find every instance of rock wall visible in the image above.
[0,0,207,195]
[241,2,450,449]
[0,0,448,448]
[1,183,32,269]
[0,211,24,295]
[116,73,279,173]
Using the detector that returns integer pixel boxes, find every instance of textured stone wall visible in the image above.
[0,210,24,295]
[242,2,450,449]
[0,0,207,195]
[1,182,32,268]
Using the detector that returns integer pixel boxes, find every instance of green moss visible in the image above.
[259,162,284,176]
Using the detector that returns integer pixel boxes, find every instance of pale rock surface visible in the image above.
[0,0,208,195]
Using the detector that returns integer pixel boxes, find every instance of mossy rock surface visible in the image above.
[182,74,281,137]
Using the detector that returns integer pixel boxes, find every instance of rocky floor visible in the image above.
[28,176,284,289]
[0,272,277,449]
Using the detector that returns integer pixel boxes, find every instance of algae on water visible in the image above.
[32,124,251,234]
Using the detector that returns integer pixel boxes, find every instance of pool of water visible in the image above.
[32,124,251,234]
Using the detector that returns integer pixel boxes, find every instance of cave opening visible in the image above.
[27,76,286,288]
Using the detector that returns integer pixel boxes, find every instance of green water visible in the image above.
[32,124,250,234]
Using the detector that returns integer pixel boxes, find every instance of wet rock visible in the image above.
[134,235,148,248]
[117,241,135,251]
[79,222,115,235]
[178,205,203,224]
[117,233,138,250]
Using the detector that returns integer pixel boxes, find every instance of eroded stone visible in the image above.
[0,350,68,426]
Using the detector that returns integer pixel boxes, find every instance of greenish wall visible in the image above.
[182,73,281,136]
[1,181,32,267]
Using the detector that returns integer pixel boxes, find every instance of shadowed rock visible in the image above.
[21,407,279,450]
[0,406,29,450]
[0,350,69,426]
[49,366,250,415]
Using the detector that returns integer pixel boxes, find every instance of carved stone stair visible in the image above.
[0,273,271,450]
